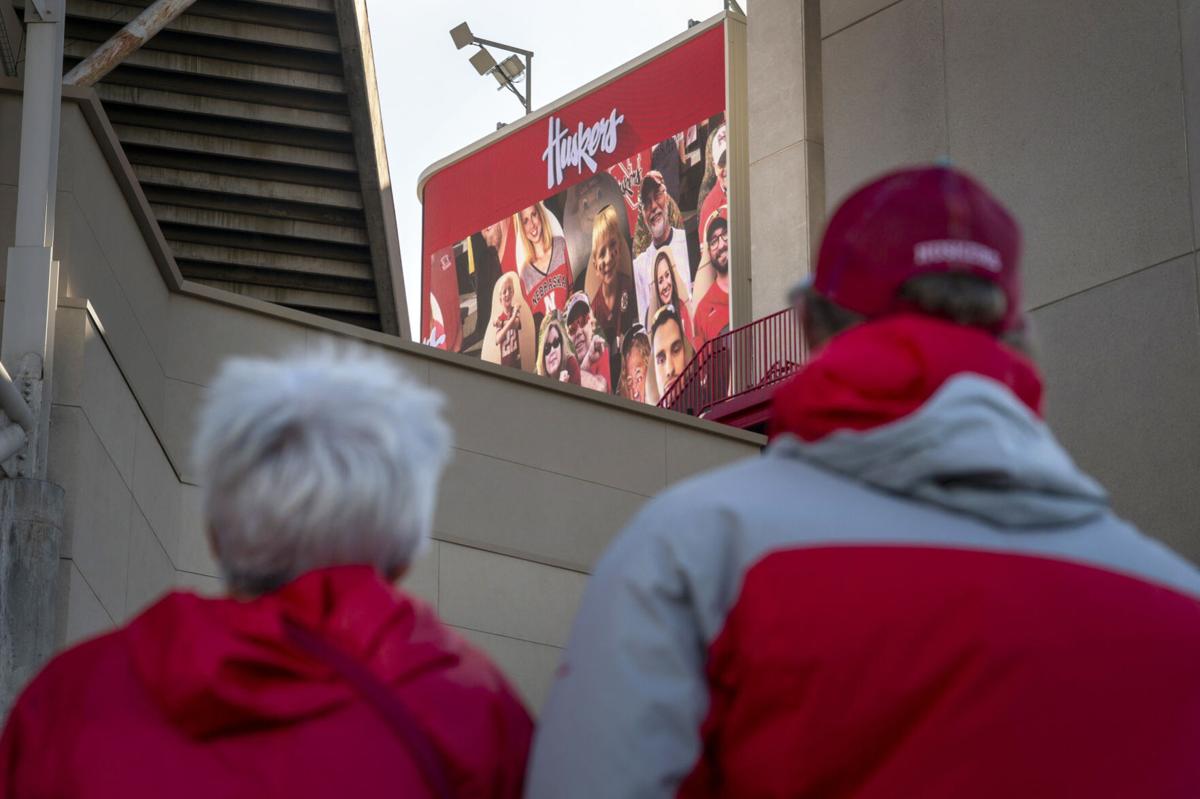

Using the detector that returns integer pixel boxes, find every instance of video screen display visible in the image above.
[421,24,730,405]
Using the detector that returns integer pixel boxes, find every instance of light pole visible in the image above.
[450,22,533,116]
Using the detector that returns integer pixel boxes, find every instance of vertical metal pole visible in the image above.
[525,53,532,114]
[3,0,64,479]
[12,0,62,250]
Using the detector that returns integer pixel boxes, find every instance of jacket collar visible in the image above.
[770,313,1043,443]
[772,375,1108,528]
[769,315,1106,528]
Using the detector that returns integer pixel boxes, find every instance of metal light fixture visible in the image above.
[494,54,524,85]
[449,22,534,115]
[450,22,473,50]
[469,48,497,76]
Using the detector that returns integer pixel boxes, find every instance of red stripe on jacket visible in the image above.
[679,546,1200,799]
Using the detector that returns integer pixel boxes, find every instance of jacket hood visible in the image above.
[125,566,453,738]
[770,315,1107,528]
[770,313,1044,442]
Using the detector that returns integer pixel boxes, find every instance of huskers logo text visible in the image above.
[542,109,625,189]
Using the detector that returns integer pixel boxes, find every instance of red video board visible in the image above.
[421,23,731,405]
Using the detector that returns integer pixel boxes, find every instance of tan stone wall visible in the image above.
[752,0,1200,558]
[0,94,763,711]
[747,0,825,317]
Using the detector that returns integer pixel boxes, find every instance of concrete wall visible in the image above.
[747,0,825,318]
[0,91,763,710]
[750,0,1199,557]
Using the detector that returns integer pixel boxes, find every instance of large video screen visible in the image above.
[421,23,730,406]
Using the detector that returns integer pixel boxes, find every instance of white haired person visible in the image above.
[0,352,533,798]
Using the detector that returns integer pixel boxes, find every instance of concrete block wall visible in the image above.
[747,0,825,317]
[810,0,1200,557]
[40,304,594,711]
[0,91,763,711]
[47,303,218,647]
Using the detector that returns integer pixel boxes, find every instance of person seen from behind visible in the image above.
[1,351,533,798]
[526,165,1200,798]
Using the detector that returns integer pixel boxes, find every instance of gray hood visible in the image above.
[774,375,1109,528]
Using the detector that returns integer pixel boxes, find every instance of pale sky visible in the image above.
[365,0,725,334]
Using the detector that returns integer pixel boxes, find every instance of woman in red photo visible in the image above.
[516,202,572,320]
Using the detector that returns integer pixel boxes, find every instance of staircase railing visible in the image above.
[658,306,808,420]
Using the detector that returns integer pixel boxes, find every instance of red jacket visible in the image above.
[1,566,532,798]
[527,315,1200,798]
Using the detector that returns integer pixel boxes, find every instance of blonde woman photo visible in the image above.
[584,205,638,352]
[564,173,627,284]
[515,202,572,319]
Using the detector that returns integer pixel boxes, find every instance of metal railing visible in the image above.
[658,306,808,420]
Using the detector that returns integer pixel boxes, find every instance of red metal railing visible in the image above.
[658,306,808,421]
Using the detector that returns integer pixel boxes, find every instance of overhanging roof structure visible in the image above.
[7,0,408,335]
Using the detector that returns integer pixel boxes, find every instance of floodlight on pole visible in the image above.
[497,55,524,82]
[448,22,533,116]
[469,48,497,76]
[450,22,473,50]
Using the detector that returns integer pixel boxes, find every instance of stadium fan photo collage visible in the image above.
[424,112,732,405]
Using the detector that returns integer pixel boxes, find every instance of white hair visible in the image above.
[192,348,452,596]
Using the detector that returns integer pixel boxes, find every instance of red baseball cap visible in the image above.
[812,165,1022,332]
[703,203,728,243]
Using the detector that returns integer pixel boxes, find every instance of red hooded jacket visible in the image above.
[527,315,1200,798]
[0,566,532,798]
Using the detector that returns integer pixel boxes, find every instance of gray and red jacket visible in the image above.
[526,315,1200,798]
